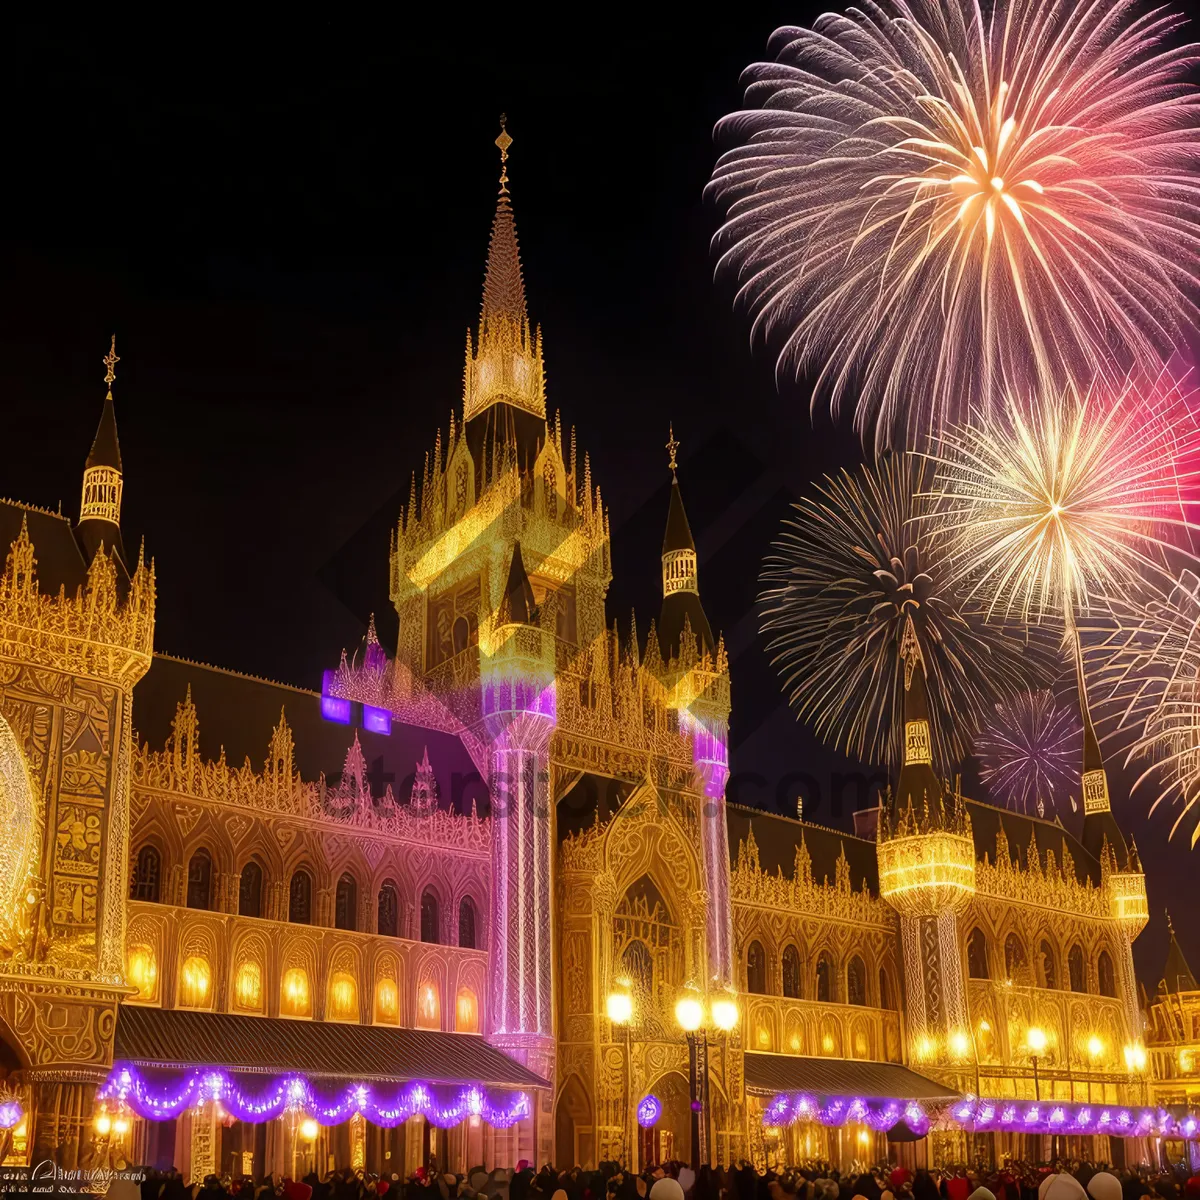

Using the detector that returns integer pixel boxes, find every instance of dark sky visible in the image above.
[2,13,1194,986]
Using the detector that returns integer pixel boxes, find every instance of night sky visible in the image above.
[2,13,1193,985]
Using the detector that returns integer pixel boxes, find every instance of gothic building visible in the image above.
[0,125,1186,1182]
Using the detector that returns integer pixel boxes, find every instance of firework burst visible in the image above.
[1089,571,1200,845]
[928,373,1200,627]
[759,452,1049,773]
[707,0,1200,448]
[976,689,1081,815]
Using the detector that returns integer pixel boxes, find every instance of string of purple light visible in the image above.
[951,1098,1199,1141]
[762,1094,929,1136]
[99,1065,530,1129]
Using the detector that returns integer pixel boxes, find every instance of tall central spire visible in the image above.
[463,116,545,425]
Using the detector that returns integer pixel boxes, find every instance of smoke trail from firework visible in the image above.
[759,452,1051,774]
[708,0,1200,448]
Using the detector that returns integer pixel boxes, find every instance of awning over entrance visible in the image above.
[114,1006,549,1090]
[744,1052,959,1102]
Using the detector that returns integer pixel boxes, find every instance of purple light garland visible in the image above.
[762,1093,929,1137]
[950,1097,1200,1141]
[0,1099,23,1129]
[99,1065,530,1130]
[637,1094,662,1129]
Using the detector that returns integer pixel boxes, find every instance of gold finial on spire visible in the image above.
[666,423,679,478]
[496,113,513,196]
[103,335,119,398]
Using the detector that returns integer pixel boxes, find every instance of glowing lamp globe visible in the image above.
[675,993,703,1033]
[1027,1027,1048,1055]
[607,991,633,1026]
[113,1117,129,1136]
[94,1113,112,1136]
[711,995,739,1032]
[949,1031,970,1060]
[299,1118,319,1141]
[1088,1036,1104,1060]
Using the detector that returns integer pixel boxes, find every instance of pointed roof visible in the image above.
[86,391,122,473]
[662,479,696,554]
[1163,914,1198,993]
[893,615,944,812]
[501,542,537,626]
[657,469,715,660]
[479,193,528,334]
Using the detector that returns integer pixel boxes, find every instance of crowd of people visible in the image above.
[107,1159,1200,1200]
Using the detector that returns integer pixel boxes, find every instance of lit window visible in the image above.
[329,971,358,1021]
[235,961,263,1012]
[179,955,211,1008]
[376,977,399,1024]
[126,944,158,1002]
[455,988,478,1033]
[417,982,440,1029]
[282,967,311,1017]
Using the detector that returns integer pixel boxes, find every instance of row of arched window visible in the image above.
[966,928,1117,998]
[745,941,890,1009]
[130,846,478,948]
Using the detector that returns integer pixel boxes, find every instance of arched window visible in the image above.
[335,873,357,932]
[288,869,312,925]
[238,861,263,918]
[879,968,891,1010]
[746,941,767,995]
[129,845,161,903]
[847,955,867,1006]
[1068,943,1086,993]
[1004,933,1027,978]
[186,850,213,911]
[459,897,477,949]
[1038,939,1057,990]
[456,988,479,1033]
[967,928,990,979]
[1098,950,1117,998]
[417,981,440,1029]
[622,939,654,997]
[782,946,802,999]
[816,953,833,1003]
[420,889,440,944]
[377,882,399,937]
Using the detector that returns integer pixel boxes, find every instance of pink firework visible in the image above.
[977,689,1082,815]
[707,0,1200,448]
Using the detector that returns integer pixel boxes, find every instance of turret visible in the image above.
[76,336,129,572]
[657,425,715,661]
[877,616,974,1071]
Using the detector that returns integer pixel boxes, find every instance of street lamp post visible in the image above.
[607,982,635,1169]
[1027,1027,1047,1101]
[674,982,739,1172]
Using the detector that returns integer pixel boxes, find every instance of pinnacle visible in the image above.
[480,196,528,333]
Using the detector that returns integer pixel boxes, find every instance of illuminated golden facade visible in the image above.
[0,124,1165,1180]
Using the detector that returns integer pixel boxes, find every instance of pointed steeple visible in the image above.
[462,116,546,435]
[657,425,714,660]
[1073,626,1128,862]
[77,335,128,572]
[1163,912,1198,994]
[893,615,943,812]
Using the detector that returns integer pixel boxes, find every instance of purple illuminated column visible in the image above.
[483,640,557,1083]
[685,710,733,987]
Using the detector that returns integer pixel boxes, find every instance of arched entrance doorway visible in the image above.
[644,1071,690,1169]
[554,1074,594,1170]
